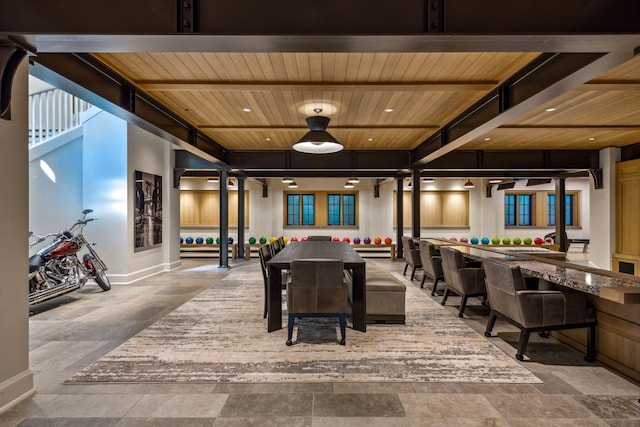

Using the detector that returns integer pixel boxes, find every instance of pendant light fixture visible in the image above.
[292,108,343,154]
[422,177,435,183]
[282,177,294,184]
[463,179,475,189]
[344,181,355,189]
[207,177,219,183]
[347,177,360,183]
[288,180,298,189]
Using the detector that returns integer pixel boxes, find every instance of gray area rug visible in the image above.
[67,270,541,384]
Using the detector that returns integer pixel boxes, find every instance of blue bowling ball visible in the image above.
[470,237,479,244]
[481,237,490,245]
[196,237,204,244]
[185,237,194,244]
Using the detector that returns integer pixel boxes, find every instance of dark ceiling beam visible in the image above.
[412,50,635,166]
[3,0,639,36]
[30,53,229,166]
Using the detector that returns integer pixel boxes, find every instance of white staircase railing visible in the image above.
[29,88,92,147]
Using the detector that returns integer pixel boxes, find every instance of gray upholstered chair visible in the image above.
[482,259,596,362]
[286,259,347,346]
[307,235,332,241]
[418,240,444,295]
[401,236,422,280]
[270,239,282,257]
[439,246,487,318]
[258,244,273,319]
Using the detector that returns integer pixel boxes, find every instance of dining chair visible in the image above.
[482,259,596,362]
[286,258,348,346]
[307,235,332,241]
[401,236,422,280]
[258,244,273,319]
[418,240,444,295]
[439,246,487,318]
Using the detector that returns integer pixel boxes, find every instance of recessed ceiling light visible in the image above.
[483,137,491,141]
[384,108,394,113]
[242,108,251,112]
[545,107,557,112]
[368,138,374,141]
[588,137,596,141]
[265,137,271,141]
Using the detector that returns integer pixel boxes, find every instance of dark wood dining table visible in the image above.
[267,241,367,332]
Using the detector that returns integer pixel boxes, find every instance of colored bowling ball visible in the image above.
[269,236,277,242]
[290,237,298,242]
[215,237,221,244]
[248,236,256,244]
[259,237,267,244]
[185,237,194,244]
[353,237,361,244]
[491,237,500,245]
[301,236,309,241]
[343,237,351,243]
[460,237,469,243]
[332,237,340,241]
[374,237,382,244]
[502,237,511,244]
[384,237,392,244]
[450,237,458,241]
[364,237,371,244]
[523,237,533,245]
[470,237,479,244]
[283,237,288,245]
[205,237,214,244]
[481,237,490,245]
[534,237,543,245]
[180,237,184,244]
[545,237,554,244]
[513,237,522,245]
[228,237,234,244]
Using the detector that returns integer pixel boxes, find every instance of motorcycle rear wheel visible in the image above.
[92,263,111,291]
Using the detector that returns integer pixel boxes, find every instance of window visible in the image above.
[548,194,575,226]
[287,194,315,226]
[505,194,533,226]
[328,194,356,226]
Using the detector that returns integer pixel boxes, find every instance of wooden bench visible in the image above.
[347,268,406,324]
[350,243,397,260]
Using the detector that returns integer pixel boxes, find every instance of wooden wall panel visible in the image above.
[180,190,249,226]
[421,192,442,226]
[441,192,469,227]
[395,190,469,227]
[616,159,640,255]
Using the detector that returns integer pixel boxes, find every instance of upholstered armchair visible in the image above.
[418,240,444,295]
[401,236,422,281]
[439,246,487,318]
[482,259,596,362]
[286,259,348,346]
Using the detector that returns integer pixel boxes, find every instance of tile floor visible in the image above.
[1,253,639,427]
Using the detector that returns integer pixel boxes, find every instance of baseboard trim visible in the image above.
[0,369,34,415]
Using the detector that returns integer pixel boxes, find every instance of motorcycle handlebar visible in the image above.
[30,211,97,245]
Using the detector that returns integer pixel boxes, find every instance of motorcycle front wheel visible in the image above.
[92,263,111,291]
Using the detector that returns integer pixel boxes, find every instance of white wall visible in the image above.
[127,123,180,277]
[0,59,34,412]
[590,148,619,269]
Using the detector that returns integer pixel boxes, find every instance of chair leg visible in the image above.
[484,310,498,337]
[585,323,596,362]
[403,263,409,275]
[458,295,468,318]
[420,274,426,288]
[338,314,346,345]
[286,313,295,346]
[441,288,450,305]
[263,282,268,319]
[516,329,531,361]
[431,278,439,296]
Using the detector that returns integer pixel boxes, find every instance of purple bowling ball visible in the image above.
[363,237,371,244]
[353,237,361,244]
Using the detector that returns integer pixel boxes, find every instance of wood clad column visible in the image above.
[237,177,245,259]
[412,169,421,238]
[396,177,404,257]
[219,170,229,268]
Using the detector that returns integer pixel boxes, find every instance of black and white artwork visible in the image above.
[134,170,162,251]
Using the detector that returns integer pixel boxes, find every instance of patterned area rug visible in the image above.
[67,271,541,384]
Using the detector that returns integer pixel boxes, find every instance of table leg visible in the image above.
[351,265,367,332]
[268,265,283,332]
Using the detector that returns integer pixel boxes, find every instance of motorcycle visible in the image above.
[28,209,111,305]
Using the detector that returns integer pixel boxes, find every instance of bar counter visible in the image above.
[424,238,640,382]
